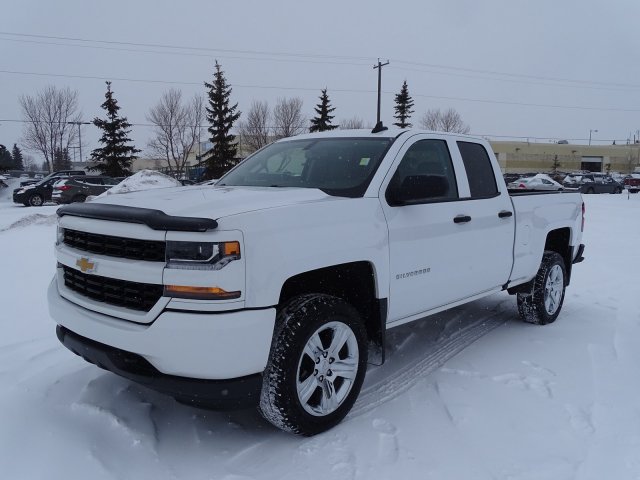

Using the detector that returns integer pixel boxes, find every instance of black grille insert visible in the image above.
[62,266,163,312]
[63,228,166,262]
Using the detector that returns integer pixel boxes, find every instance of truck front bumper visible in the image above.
[48,278,276,408]
[56,325,263,409]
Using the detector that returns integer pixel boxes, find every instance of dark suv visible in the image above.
[562,173,623,194]
[51,176,119,203]
[13,176,67,206]
[19,170,86,187]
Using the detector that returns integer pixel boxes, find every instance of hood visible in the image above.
[91,185,339,220]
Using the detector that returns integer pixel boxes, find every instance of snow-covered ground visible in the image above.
[1,190,639,479]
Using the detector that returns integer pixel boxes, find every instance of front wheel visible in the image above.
[517,251,567,325]
[28,194,43,207]
[259,294,368,436]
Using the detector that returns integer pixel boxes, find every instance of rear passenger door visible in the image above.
[450,141,514,296]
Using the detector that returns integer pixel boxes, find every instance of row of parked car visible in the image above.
[12,171,119,207]
[504,171,640,194]
[11,170,200,207]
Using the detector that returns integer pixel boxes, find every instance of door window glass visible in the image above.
[386,139,458,203]
[457,141,499,198]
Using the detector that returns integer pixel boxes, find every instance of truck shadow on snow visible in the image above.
[59,293,522,450]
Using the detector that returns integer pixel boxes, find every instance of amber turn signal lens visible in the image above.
[223,241,241,257]
[164,285,241,300]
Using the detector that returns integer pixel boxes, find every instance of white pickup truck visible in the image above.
[48,128,585,435]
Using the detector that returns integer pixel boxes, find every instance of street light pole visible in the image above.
[589,129,598,146]
[68,121,91,163]
[373,58,389,126]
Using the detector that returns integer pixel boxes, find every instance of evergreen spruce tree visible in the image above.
[52,148,72,170]
[0,144,11,171]
[11,144,24,170]
[309,89,337,132]
[204,61,241,179]
[393,80,414,128]
[89,81,140,177]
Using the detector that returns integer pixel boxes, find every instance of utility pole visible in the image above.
[68,121,91,163]
[373,58,390,125]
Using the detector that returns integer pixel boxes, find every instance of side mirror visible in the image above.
[387,174,450,206]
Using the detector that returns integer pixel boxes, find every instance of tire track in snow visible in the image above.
[351,312,507,417]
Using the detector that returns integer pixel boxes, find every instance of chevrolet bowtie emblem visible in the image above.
[76,257,96,273]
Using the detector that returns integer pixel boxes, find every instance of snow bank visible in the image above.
[93,170,181,199]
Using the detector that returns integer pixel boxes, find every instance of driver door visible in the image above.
[381,137,474,321]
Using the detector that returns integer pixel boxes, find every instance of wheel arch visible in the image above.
[508,227,573,295]
[543,227,573,284]
[279,261,387,365]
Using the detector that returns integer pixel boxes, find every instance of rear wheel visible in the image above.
[71,194,86,203]
[28,194,43,207]
[517,251,567,325]
[585,187,595,194]
[259,294,368,436]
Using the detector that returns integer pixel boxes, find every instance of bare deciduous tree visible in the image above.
[339,117,368,130]
[147,89,204,178]
[23,154,38,171]
[420,108,470,134]
[273,97,306,139]
[238,100,271,154]
[19,86,81,173]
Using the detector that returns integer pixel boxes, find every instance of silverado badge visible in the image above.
[76,257,96,274]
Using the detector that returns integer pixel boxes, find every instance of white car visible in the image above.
[49,128,585,435]
[508,174,563,191]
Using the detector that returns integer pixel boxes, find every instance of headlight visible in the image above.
[165,241,241,270]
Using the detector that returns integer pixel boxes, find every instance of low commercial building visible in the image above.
[490,141,640,174]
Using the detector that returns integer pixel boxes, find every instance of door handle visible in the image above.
[498,210,513,218]
[453,215,472,224]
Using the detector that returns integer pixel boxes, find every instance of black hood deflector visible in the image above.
[57,203,218,232]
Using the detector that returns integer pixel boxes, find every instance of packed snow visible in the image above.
[93,170,181,198]
[0,190,639,479]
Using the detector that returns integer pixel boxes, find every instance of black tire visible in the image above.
[630,189,639,194]
[614,187,622,194]
[28,194,43,207]
[517,251,567,325]
[585,187,595,194]
[259,294,368,436]
[72,194,87,203]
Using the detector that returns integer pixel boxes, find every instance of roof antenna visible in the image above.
[372,58,390,134]
[371,121,388,133]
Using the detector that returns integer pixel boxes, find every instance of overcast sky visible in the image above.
[2,0,640,162]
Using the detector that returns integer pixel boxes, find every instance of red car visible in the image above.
[624,174,640,193]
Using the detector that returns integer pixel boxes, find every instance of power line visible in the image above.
[0,119,633,144]
[2,31,636,90]
[389,65,640,93]
[2,68,638,113]
[0,31,373,62]
[391,59,640,90]
[4,35,634,92]
[0,37,372,68]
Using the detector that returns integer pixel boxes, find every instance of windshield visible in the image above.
[218,137,395,197]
